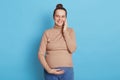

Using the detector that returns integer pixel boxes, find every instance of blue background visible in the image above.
[0,0,120,80]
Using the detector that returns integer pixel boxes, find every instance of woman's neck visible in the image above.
[54,25,63,29]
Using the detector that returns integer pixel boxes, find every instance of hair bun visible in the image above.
[56,4,63,9]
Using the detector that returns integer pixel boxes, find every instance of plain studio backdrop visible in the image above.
[0,0,120,80]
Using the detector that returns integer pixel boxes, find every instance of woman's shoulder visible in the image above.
[68,27,73,30]
[42,28,55,37]
[44,28,54,33]
[67,27,75,32]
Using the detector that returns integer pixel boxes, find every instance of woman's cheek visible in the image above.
[63,19,66,22]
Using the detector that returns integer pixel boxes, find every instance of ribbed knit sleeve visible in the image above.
[38,32,47,55]
[38,31,51,72]
[63,28,76,53]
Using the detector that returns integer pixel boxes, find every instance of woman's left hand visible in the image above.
[63,19,68,31]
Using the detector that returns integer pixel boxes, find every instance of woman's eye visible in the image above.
[56,15,59,17]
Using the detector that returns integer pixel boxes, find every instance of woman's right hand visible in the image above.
[48,68,64,75]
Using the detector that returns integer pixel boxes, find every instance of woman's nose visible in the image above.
[58,17,62,20]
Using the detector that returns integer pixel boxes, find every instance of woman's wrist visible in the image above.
[45,67,52,73]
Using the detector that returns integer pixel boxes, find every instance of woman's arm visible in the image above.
[63,28,77,53]
[38,32,51,72]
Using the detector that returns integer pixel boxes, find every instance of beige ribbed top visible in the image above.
[38,25,76,69]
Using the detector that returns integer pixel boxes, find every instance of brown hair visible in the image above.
[53,4,67,18]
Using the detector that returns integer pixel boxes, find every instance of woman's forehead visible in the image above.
[55,9,66,15]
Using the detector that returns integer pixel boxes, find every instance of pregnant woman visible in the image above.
[38,4,77,80]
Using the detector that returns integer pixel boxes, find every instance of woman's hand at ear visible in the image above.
[63,19,68,31]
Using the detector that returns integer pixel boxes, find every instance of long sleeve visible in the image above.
[38,32,51,72]
[63,28,77,53]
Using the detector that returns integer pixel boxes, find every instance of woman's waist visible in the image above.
[46,50,70,55]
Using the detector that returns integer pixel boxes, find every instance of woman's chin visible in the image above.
[58,23,63,26]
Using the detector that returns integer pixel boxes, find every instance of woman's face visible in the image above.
[54,9,66,27]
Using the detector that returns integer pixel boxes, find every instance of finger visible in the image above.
[65,19,67,24]
[54,68,64,71]
[56,70,64,72]
[54,69,64,73]
[54,69,61,70]
[55,71,64,75]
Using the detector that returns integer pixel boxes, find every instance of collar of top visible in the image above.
[54,25,63,29]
